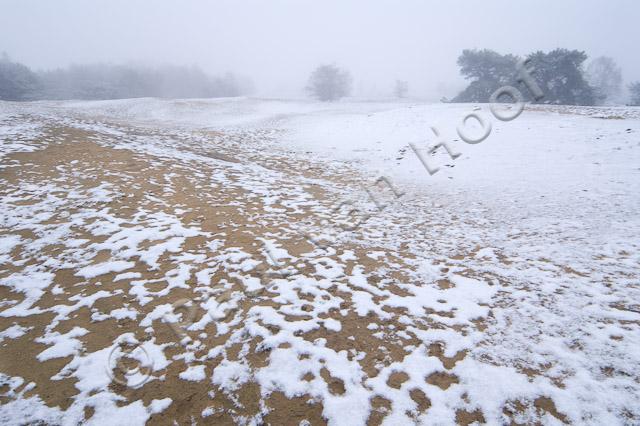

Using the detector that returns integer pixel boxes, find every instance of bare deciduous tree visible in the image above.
[394,80,408,98]
[629,82,640,106]
[586,56,622,104]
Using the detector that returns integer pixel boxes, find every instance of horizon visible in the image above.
[2,0,639,100]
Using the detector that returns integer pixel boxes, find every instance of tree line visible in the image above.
[451,48,640,106]
[0,53,249,101]
[2,50,640,105]
[306,49,640,105]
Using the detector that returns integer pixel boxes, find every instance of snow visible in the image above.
[0,324,31,342]
[1,98,639,425]
[36,327,89,361]
[76,260,136,279]
[148,398,173,414]
[0,271,54,317]
[179,365,207,382]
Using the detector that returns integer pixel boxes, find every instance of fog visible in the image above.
[1,0,639,100]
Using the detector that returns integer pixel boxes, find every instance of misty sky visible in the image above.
[1,0,639,99]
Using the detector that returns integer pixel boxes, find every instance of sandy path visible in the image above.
[0,104,638,425]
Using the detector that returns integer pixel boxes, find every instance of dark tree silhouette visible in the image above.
[452,48,597,105]
[452,49,519,103]
[527,49,595,105]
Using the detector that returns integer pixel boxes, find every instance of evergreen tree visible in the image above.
[452,49,519,102]
[452,48,597,105]
[527,49,595,105]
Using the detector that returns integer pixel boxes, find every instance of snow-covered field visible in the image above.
[0,98,639,425]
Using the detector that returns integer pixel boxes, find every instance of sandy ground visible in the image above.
[0,101,638,425]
